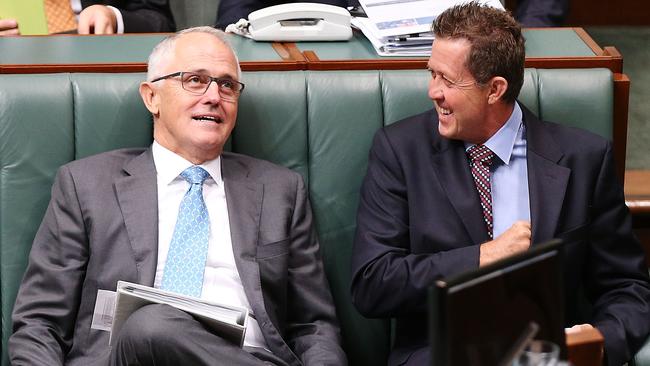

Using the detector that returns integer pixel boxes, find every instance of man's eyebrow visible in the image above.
[189,68,237,80]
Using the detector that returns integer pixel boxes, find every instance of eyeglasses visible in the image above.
[151,71,245,101]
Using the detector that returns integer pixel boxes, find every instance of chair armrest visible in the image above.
[567,327,604,366]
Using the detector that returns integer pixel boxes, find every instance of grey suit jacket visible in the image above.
[10,148,345,365]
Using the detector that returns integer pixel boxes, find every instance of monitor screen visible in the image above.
[428,239,566,366]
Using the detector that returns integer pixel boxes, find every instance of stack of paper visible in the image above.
[110,281,249,347]
[354,0,504,57]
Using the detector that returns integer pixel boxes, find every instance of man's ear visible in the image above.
[139,82,160,116]
[487,76,509,105]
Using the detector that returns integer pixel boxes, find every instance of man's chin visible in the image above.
[438,121,457,140]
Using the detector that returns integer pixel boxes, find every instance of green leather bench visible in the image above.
[0,68,647,365]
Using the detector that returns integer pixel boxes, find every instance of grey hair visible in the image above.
[146,26,242,81]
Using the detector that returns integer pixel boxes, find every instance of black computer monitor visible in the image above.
[428,239,566,366]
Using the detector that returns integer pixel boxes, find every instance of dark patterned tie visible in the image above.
[467,145,496,239]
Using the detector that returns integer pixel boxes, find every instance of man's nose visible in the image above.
[203,81,222,102]
[428,80,443,100]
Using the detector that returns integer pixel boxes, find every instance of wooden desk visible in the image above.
[0,33,303,74]
[292,28,622,72]
[0,27,623,73]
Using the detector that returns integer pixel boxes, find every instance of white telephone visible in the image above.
[247,3,352,41]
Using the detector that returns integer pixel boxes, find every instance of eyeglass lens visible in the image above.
[180,72,242,100]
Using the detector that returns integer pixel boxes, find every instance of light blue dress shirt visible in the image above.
[465,102,530,238]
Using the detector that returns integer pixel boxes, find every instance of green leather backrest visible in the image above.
[0,68,614,365]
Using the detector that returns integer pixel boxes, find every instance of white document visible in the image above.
[358,0,504,38]
[91,289,117,332]
[110,281,249,347]
[352,17,433,56]
[354,0,504,56]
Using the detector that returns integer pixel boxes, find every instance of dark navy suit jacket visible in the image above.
[351,106,650,366]
[82,0,175,32]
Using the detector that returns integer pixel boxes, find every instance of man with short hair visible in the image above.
[350,3,650,365]
[10,26,345,366]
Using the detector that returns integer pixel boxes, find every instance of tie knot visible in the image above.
[467,144,495,165]
[181,166,210,185]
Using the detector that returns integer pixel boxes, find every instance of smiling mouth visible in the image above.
[435,102,452,116]
[193,115,223,124]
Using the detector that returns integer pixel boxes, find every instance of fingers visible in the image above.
[512,220,532,235]
[77,13,91,34]
[77,5,117,35]
[479,221,532,267]
[0,19,20,36]
[91,16,115,35]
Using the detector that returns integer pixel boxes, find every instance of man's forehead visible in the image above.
[174,33,231,54]
[429,38,470,72]
[168,34,238,72]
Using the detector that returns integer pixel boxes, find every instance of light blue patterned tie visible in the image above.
[161,166,210,297]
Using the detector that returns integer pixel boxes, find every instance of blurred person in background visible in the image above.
[0,0,174,36]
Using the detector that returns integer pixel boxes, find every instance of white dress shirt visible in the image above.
[465,102,530,238]
[151,142,268,349]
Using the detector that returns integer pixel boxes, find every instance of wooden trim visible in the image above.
[626,170,650,215]
[304,58,428,70]
[302,50,321,63]
[299,53,623,72]
[524,56,622,73]
[271,42,293,61]
[566,327,604,366]
[628,200,650,214]
[612,73,630,183]
[240,61,304,71]
[573,27,604,55]
[281,43,309,63]
[0,61,308,73]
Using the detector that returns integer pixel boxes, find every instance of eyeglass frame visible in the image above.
[150,71,245,101]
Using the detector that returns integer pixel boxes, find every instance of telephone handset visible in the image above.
[248,3,352,41]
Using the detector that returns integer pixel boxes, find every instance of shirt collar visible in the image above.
[152,141,223,186]
[465,102,523,165]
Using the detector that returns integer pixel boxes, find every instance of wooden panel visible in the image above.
[613,73,630,182]
[567,0,650,26]
[625,170,650,267]
[626,170,650,214]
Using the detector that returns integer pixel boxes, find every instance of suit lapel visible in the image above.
[524,108,571,244]
[222,153,303,364]
[432,136,492,244]
[115,148,159,286]
[221,154,266,311]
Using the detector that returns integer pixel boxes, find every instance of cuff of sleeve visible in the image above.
[106,6,124,34]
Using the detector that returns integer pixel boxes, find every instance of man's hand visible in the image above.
[78,5,117,34]
[479,220,531,266]
[0,19,20,36]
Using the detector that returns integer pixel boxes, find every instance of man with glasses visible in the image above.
[351,3,650,365]
[10,27,346,366]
